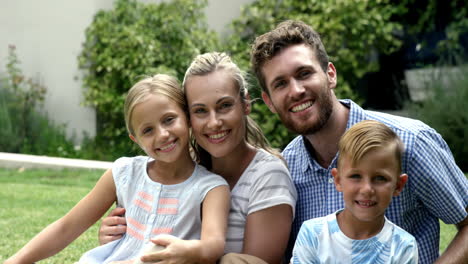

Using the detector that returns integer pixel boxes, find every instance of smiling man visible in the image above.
[251,20,468,264]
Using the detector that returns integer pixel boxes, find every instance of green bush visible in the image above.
[77,0,220,159]
[223,0,404,149]
[0,45,77,158]
[406,65,468,171]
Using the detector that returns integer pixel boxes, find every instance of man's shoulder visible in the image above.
[364,110,433,138]
[282,135,304,156]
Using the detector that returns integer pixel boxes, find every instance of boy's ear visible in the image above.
[261,91,277,114]
[393,173,408,197]
[331,168,343,192]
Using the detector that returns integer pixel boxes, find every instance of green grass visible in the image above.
[0,168,462,262]
[0,168,106,263]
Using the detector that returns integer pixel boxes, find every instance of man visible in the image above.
[251,20,468,264]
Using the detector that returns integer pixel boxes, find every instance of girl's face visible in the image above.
[185,70,249,159]
[129,93,190,164]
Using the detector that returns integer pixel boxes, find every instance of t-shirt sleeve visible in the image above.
[248,157,297,217]
[409,129,468,224]
[196,165,229,203]
[394,228,419,264]
[111,157,134,208]
[291,220,321,264]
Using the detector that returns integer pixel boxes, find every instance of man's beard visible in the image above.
[280,88,334,135]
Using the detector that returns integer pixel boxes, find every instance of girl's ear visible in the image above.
[331,168,343,192]
[129,134,137,143]
[393,173,408,197]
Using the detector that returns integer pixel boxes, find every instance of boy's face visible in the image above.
[331,146,407,225]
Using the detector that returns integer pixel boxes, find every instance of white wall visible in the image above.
[0,0,253,144]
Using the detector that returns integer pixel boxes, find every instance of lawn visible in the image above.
[0,168,106,263]
[0,168,460,263]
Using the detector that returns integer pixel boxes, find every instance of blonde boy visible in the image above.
[291,120,418,263]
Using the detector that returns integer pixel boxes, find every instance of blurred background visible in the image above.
[0,0,467,170]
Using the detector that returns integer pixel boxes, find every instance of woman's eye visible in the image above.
[220,102,233,109]
[192,108,207,114]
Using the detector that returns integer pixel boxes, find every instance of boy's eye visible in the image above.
[349,174,361,179]
[374,175,389,182]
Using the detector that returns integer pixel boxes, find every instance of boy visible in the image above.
[291,120,418,263]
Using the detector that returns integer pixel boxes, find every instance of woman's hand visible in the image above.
[98,207,127,245]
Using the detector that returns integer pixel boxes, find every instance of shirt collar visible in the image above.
[299,99,365,172]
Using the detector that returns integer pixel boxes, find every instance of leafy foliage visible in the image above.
[406,65,468,171]
[78,0,220,158]
[223,0,404,149]
[0,45,77,157]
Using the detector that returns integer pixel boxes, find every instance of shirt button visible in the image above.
[328,178,334,183]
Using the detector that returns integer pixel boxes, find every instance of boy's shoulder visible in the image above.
[388,219,417,243]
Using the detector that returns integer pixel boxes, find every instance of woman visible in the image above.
[100,52,297,264]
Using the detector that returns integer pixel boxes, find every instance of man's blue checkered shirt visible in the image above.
[282,99,468,264]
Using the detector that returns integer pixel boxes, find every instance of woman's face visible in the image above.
[185,70,249,159]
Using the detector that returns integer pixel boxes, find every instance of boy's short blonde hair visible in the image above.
[124,74,185,136]
[338,120,404,173]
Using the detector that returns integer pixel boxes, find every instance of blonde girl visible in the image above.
[5,74,229,264]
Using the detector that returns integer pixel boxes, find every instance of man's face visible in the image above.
[261,44,337,135]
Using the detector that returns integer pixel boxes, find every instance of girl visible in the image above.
[101,53,297,264]
[5,74,230,264]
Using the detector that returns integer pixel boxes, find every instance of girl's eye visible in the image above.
[142,127,153,135]
[163,116,175,124]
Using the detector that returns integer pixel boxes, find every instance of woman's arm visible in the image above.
[98,207,127,245]
[140,185,230,264]
[242,204,293,264]
[5,169,117,264]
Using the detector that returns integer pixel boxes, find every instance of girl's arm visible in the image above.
[243,204,294,264]
[141,185,230,264]
[5,169,117,264]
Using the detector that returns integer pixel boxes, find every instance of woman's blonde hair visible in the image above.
[183,52,282,167]
[124,74,186,136]
[338,120,404,173]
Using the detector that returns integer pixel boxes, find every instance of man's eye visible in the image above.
[274,80,287,89]
[298,70,312,79]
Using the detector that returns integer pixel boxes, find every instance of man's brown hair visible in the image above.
[250,20,329,94]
